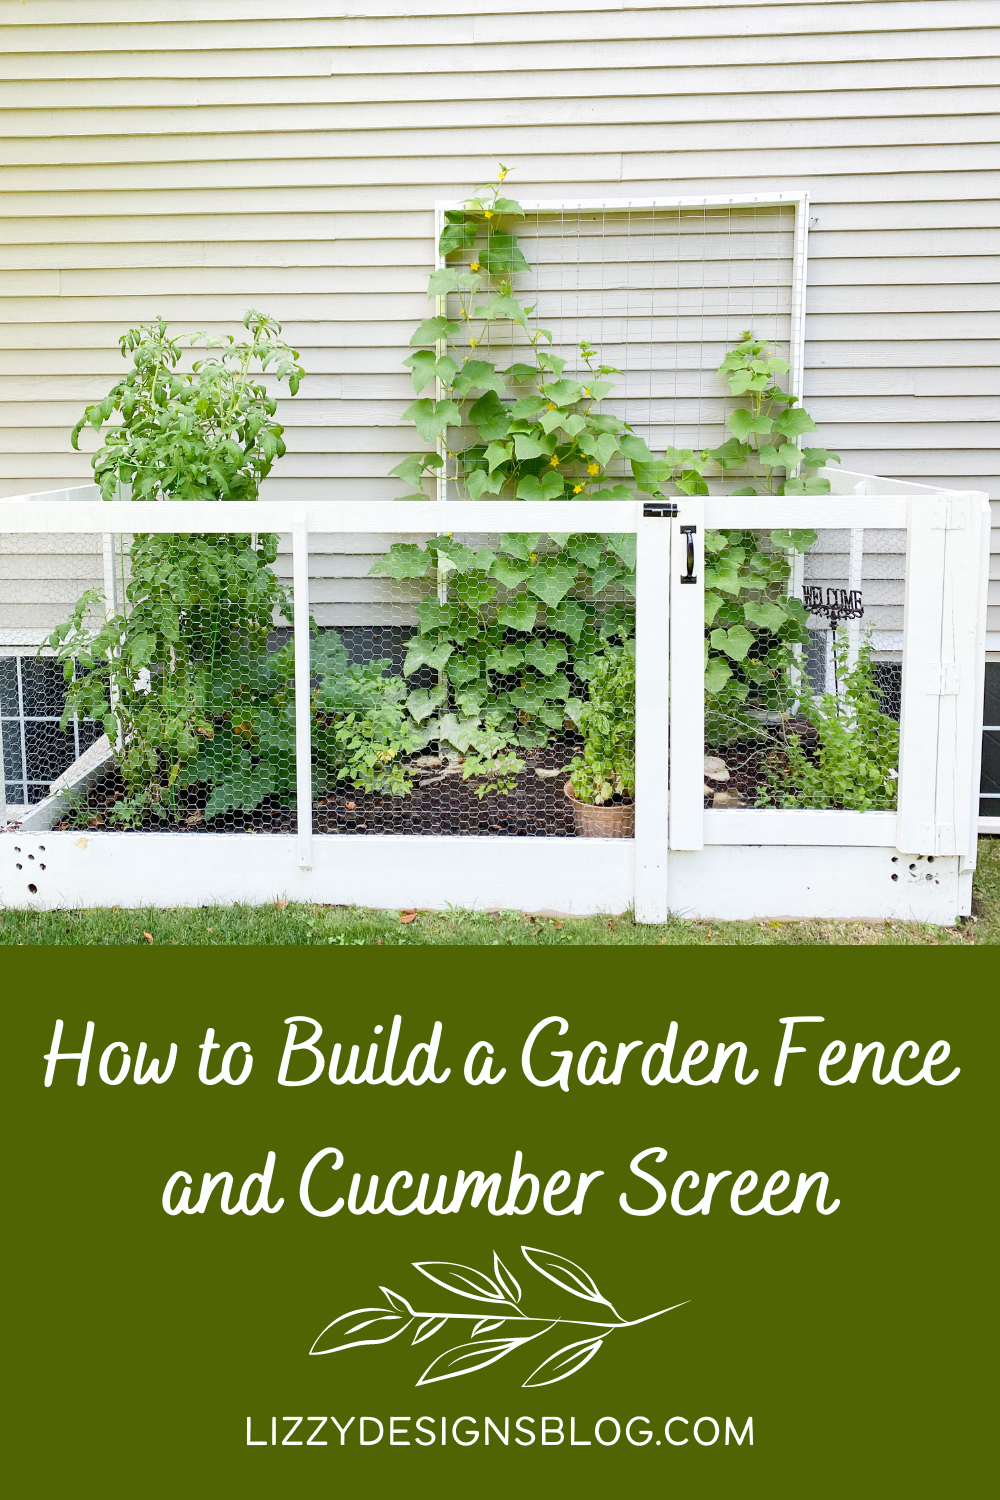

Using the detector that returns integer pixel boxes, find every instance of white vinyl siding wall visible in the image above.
[1,0,997,641]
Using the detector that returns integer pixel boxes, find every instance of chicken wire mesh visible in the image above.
[704,524,904,812]
[1,526,300,832]
[439,201,798,499]
[1,525,638,837]
[303,529,635,837]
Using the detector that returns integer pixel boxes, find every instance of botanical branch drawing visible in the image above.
[309,1246,687,1388]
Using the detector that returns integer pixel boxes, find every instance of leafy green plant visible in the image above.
[703,525,816,745]
[50,313,427,824]
[565,642,635,806]
[759,634,900,811]
[311,644,426,800]
[386,168,843,785]
[371,531,635,770]
[71,309,302,504]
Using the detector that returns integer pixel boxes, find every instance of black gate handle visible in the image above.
[680,524,697,585]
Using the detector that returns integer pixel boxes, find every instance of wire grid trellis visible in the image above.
[0,653,102,808]
[981,661,1000,819]
[437,199,800,499]
[705,525,905,813]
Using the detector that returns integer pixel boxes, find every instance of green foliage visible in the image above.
[72,310,303,504]
[703,526,814,745]
[312,656,427,799]
[565,643,636,806]
[388,166,850,789]
[759,635,900,811]
[369,532,634,780]
[51,313,426,824]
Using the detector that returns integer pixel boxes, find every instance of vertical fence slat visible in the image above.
[941,495,988,860]
[966,496,992,867]
[896,498,945,854]
[670,499,705,850]
[292,512,313,872]
[896,494,987,858]
[634,508,671,921]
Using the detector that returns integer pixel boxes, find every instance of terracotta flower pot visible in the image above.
[564,781,635,838]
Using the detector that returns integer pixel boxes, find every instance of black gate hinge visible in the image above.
[642,501,679,517]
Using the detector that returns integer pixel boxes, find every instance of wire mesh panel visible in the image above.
[2,526,299,832]
[0,652,103,808]
[440,201,799,500]
[306,529,636,837]
[982,661,1000,821]
[704,524,905,812]
[0,526,107,809]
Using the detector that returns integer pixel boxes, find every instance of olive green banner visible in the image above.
[5,948,991,1498]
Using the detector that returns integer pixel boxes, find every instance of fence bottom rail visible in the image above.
[0,829,969,924]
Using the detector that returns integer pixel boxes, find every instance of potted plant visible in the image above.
[563,643,635,837]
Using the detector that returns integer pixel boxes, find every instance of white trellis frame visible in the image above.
[432,191,810,503]
[0,475,990,923]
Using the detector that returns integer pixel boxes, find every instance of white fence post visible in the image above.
[292,511,313,872]
[670,498,705,851]
[634,505,671,921]
[896,493,987,857]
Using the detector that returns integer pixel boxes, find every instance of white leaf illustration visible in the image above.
[523,1336,605,1388]
[380,1286,415,1315]
[412,1260,506,1304]
[417,1327,553,1387]
[493,1252,522,1304]
[310,1308,411,1355]
[471,1317,508,1339]
[521,1246,609,1306]
[412,1316,449,1345]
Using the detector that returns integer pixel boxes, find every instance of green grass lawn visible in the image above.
[1,838,997,946]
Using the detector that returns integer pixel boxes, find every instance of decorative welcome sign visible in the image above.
[9,953,986,1498]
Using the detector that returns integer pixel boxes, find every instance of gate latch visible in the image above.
[680,524,698,585]
[642,502,678,517]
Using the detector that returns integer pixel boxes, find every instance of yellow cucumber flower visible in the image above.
[573,484,584,493]
[549,455,560,467]
[587,462,600,475]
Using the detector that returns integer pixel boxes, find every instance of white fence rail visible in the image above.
[0,484,990,922]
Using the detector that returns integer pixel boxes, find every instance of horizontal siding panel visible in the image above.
[830,450,998,475]
[0,240,430,272]
[3,0,993,19]
[810,228,1000,257]
[806,368,1000,395]
[3,58,997,111]
[809,256,1000,283]
[4,172,998,222]
[3,145,997,195]
[6,115,998,166]
[6,5,998,52]
[3,88,999,140]
[3,30,998,81]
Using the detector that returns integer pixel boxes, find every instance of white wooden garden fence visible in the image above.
[0,472,990,923]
